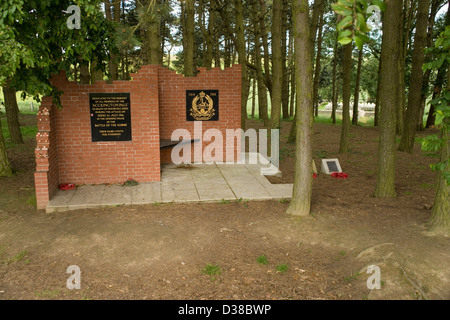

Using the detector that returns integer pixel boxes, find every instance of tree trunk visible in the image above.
[398,0,429,153]
[374,57,382,126]
[352,48,363,126]
[79,62,90,84]
[428,68,450,234]
[234,0,249,129]
[270,0,283,131]
[281,0,289,120]
[417,0,441,131]
[252,2,268,124]
[0,119,12,177]
[259,0,272,97]
[374,0,402,198]
[312,6,324,117]
[90,59,103,84]
[287,0,313,217]
[2,83,24,144]
[426,63,447,128]
[184,0,196,77]
[339,43,352,154]
[331,30,339,124]
[289,27,295,119]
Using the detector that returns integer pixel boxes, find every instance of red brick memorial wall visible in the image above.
[34,65,242,210]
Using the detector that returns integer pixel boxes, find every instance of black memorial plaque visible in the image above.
[90,93,131,142]
[326,161,339,173]
[186,90,219,121]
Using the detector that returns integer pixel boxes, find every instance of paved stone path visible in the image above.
[46,162,293,213]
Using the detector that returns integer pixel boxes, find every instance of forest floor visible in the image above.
[0,115,449,300]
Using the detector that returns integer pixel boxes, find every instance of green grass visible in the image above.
[3,250,29,265]
[257,255,268,265]
[344,271,361,283]
[1,117,38,149]
[202,264,221,280]
[276,264,288,273]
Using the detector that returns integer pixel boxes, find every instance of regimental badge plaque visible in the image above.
[186,90,219,121]
[90,93,132,142]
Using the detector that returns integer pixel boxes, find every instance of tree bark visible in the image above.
[398,0,429,153]
[184,0,196,77]
[352,48,363,126]
[331,29,339,124]
[339,43,352,154]
[428,68,450,235]
[426,63,447,128]
[374,57,382,126]
[2,83,23,144]
[374,0,402,198]
[270,0,283,131]
[312,5,324,117]
[234,0,249,129]
[287,0,313,217]
[281,0,290,120]
[417,0,442,131]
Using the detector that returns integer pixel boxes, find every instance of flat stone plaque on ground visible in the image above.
[90,93,131,142]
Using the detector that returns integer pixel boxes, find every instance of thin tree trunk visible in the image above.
[398,0,429,153]
[339,43,352,154]
[184,0,196,76]
[234,0,249,129]
[289,26,295,119]
[417,0,441,131]
[2,83,24,144]
[287,0,313,217]
[259,0,272,97]
[352,48,363,126]
[428,67,450,234]
[331,30,339,124]
[270,0,283,131]
[281,0,289,120]
[374,57,382,126]
[374,0,402,198]
[312,6,324,117]
[426,63,447,128]
[252,1,268,124]
[80,62,90,84]
[251,75,256,118]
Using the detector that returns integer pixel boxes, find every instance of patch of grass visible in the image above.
[278,198,288,204]
[34,289,60,298]
[257,255,268,265]
[202,264,221,280]
[276,264,288,273]
[403,191,412,196]
[4,250,28,264]
[344,271,361,283]
[419,183,433,189]
[26,193,37,208]
[220,199,231,204]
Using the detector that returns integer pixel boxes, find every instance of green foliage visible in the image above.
[422,26,450,186]
[332,0,385,49]
[257,255,268,265]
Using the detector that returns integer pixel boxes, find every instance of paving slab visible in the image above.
[45,155,293,213]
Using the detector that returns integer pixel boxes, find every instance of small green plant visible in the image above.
[344,271,361,283]
[202,264,221,280]
[314,150,328,159]
[34,289,60,298]
[257,255,268,265]
[278,198,288,204]
[220,199,230,204]
[276,264,288,273]
[123,178,138,187]
[4,250,28,264]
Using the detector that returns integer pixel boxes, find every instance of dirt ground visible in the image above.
[0,115,449,300]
